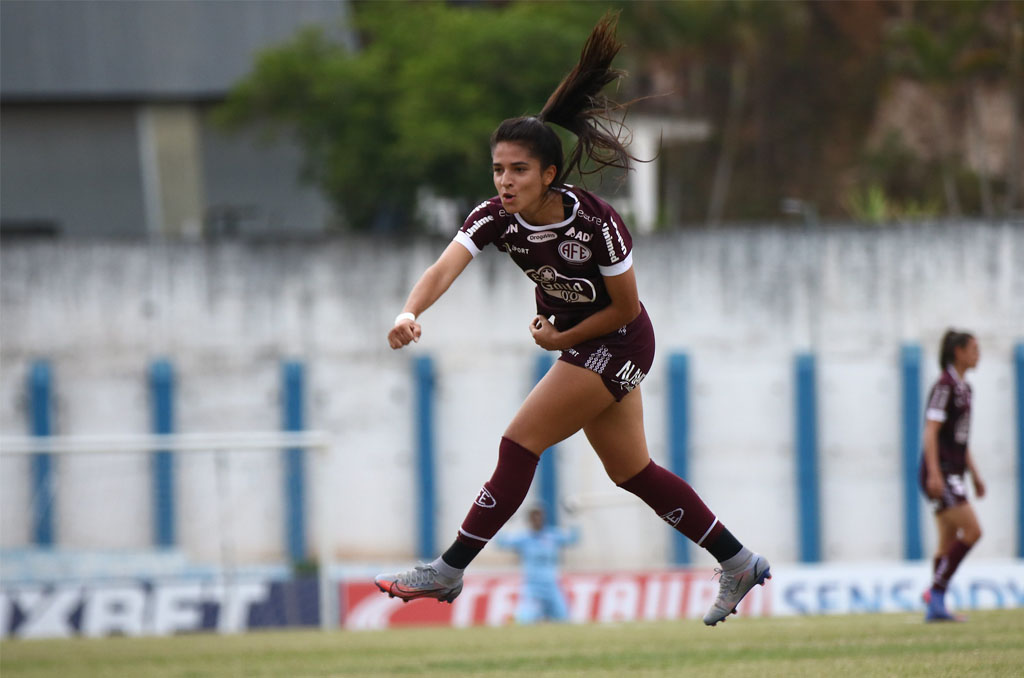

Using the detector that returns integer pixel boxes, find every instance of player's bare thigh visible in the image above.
[583,387,650,484]
[936,501,982,545]
[503,360,615,455]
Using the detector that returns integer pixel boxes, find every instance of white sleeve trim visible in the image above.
[453,231,481,257]
[926,408,948,422]
[598,251,633,277]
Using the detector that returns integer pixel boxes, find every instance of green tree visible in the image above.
[885,0,1015,217]
[214,1,600,232]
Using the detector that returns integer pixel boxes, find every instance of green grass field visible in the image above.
[3,610,1023,678]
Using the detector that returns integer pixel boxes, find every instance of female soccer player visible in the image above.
[375,13,770,626]
[920,329,985,622]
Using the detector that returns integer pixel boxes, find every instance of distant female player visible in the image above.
[374,13,770,626]
[920,329,985,622]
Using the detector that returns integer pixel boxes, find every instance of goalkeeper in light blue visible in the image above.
[496,506,579,624]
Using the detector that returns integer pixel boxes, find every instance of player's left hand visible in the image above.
[529,315,565,351]
[972,474,986,499]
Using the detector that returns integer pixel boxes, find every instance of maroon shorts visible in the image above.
[557,304,656,401]
[919,463,968,514]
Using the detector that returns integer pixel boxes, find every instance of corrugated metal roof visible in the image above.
[1,0,352,100]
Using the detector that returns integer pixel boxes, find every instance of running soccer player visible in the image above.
[920,329,985,622]
[375,13,770,627]
[495,506,578,625]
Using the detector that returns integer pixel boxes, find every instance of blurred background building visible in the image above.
[1,0,347,239]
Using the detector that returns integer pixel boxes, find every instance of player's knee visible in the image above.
[963,524,982,545]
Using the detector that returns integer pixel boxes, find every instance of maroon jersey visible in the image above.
[454,187,633,330]
[923,367,972,475]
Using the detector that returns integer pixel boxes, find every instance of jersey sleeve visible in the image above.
[925,383,951,422]
[453,200,501,257]
[595,207,633,276]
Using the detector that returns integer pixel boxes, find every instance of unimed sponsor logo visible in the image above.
[558,240,592,263]
[465,215,493,237]
[601,223,619,263]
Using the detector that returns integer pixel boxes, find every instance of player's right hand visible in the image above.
[388,320,422,349]
[925,472,945,499]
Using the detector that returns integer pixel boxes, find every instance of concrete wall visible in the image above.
[1,223,1022,571]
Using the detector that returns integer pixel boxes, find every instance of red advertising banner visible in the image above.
[342,569,771,630]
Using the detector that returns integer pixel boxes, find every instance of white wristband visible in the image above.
[394,312,416,326]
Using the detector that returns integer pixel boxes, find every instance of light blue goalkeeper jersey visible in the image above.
[496,526,579,584]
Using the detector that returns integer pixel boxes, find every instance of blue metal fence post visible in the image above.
[900,344,923,560]
[668,353,691,565]
[1015,343,1024,558]
[414,356,438,559]
[534,354,559,527]
[283,360,307,563]
[794,352,821,563]
[29,361,54,547]
[150,359,176,548]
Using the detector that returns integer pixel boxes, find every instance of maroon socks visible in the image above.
[618,459,741,562]
[932,539,973,591]
[442,437,539,569]
[442,447,743,571]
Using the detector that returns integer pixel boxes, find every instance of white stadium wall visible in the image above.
[1,222,1022,572]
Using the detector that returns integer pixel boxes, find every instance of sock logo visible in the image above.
[474,487,497,508]
[660,508,684,527]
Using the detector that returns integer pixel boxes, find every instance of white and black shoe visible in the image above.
[374,564,463,604]
[703,552,771,626]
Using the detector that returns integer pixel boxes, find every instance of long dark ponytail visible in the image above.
[490,12,637,187]
[939,329,974,369]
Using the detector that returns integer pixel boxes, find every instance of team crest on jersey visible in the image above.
[558,240,592,263]
[527,231,558,243]
[525,266,597,303]
[474,487,496,508]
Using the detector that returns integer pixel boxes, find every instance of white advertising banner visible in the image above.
[342,560,1024,630]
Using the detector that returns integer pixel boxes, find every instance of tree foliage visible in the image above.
[214,1,598,232]
[216,0,1022,230]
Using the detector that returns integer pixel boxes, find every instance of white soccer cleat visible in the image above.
[374,564,463,604]
[703,552,771,626]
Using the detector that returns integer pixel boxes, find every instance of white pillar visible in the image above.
[626,116,711,233]
[630,124,660,234]
[136,104,205,239]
